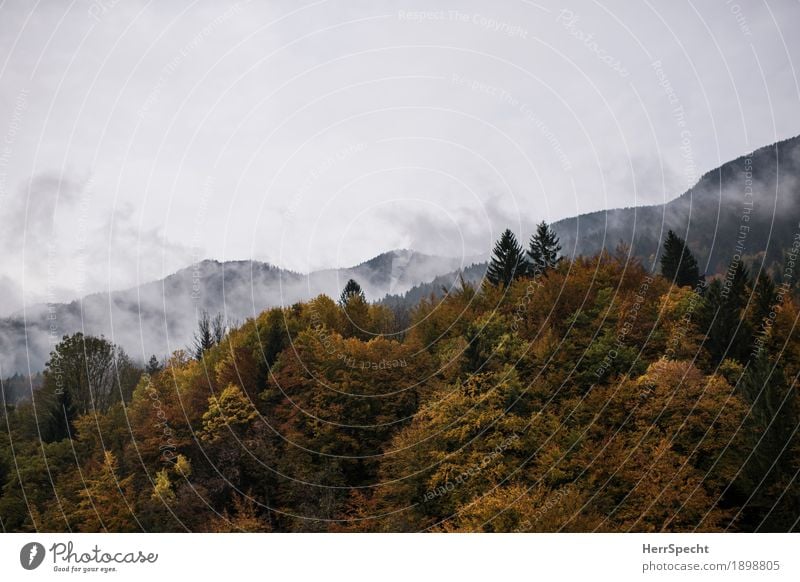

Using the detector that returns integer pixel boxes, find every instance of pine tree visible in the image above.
[486,229,528,287]
[192,310,215,360]
[752,271,778,327]
[527,221,562,276]
[339,279,365,306]
[700,261,751,363]
[660,230,701,288]
[736,356,800,530]
[211,312,226,344]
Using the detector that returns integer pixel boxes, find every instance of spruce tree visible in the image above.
[339,279,365,306]
[736,356,799,530]
[486,229,528,287]
[700,261,751,364]
[192,310,215,360]
[752,271,778,327]
[660,230,701,287]
[527,221,562,276]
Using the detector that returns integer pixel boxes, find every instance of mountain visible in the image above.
[3,136,799,374]
[0,250,477,373]
[551,135,800,276]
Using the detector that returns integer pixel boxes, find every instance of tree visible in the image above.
[339,279,365,306]
[39,334,138,441]
[704,261,753,363]
[146,355,162,375]
[73,451,138,532]
[211,312,226,344]
[527,221,562,275]
[751,271,778,328]
[660,230,701,288]
[199,385,258,443]
[192,310,220,359]
[735,356,800,530]
[486,229,528,287]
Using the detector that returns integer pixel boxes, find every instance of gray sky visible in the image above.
[0,0,798,314]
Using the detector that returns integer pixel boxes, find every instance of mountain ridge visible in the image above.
[3,135,800,374]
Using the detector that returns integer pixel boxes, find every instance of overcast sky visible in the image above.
[0,0,799,314]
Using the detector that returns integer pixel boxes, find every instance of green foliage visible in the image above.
[3,242,799,533]
[660,230,702,288]
[339,278,365,306]
[527,220,562,275]
[486,229,528,287]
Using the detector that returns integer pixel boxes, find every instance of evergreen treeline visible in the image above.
[1,225,799,532]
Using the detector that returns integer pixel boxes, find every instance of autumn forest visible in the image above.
[1,224,799,533]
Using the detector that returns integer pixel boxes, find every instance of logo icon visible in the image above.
[20,542,45,570]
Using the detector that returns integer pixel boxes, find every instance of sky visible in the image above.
[0,0,799,314]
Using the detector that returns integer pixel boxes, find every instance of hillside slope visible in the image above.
[552,135,800,275]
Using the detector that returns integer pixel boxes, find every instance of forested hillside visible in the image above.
[2,225,798,532]
[0,250,474,374]
[552,135,800,276]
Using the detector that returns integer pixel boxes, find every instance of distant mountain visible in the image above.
[3,136,799,374]
[551,135,800,276]
[0,250,476,373]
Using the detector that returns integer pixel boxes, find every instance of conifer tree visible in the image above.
[192,310,215,360]
[752,271,778,327]
[339,279,365,306]
[527,221,562,275]
[146,355,162,376]
[660,230,701,288]
[700,261,751,363]
[486,229,528,287]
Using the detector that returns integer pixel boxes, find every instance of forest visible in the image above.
[1,224,799,532]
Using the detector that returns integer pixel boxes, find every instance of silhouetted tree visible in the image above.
[527,221,562,275]
[193,310,215,360]
[146,355,162,376]
[700,261,751,363]
[211,313,226,345]
[660,230,701,288]
[486,229,527,287]
[752,271,778,328]
[736,356,800,530]
[339,279,365,306]
[39,333,138,441]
